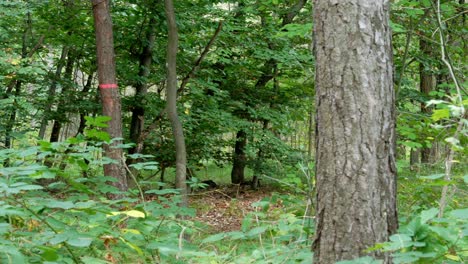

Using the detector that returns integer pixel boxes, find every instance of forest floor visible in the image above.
[190,186,282,232]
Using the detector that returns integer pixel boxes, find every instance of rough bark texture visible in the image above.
[92,0,128,193]
[312,0,398,263]
[165,0,188,207]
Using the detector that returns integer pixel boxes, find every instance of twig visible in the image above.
[122,158,146,210]
[176,226,187,259]
[136,22,224,151]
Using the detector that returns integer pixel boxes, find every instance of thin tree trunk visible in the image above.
[307,107,314,160]
[76,72,95,136]
[39,46,70,140]
[420,37,436,164]
[165,0,188,207]
[50,50,76,142]
[231,130,247,184]
[129,16,157,155]
[91,0,128,193]
[312,0,398,262]
[4,12,31,151]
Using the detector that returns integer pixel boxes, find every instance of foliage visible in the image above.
[379,208,467,264]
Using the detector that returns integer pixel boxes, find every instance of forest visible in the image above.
[0,0,466,263]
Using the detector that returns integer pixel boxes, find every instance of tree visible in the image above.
[312,0,398,263]
[165,0,188,206]
[91,0,127,193]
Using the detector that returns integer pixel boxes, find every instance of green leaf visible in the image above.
[429,226,457,244]
[449,208,468,219]
[0,223,11,234]
[246,226,267,237]
[419,174,444,180]
[390,21,406,33]
[145,189,179,195]
[119,237,143,255]
[67,237,93,247]
[420,208,438,224]
[44,200,75,210]
[201,233,226,243]
[39,247,58,261]
[124,210,145,218]
[431,109,450,121]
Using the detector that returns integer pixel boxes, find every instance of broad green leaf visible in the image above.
[431,109,450,121]
[390,21,406,33]
[0,223,11,234]
[39,247,58,261]
[122,228,141,235]
[246,226,267,237]
[445,254,461,261]
[67,237,93,247]
[145,189,179,195]
[420,208,438,224]
[44,200,75,210]
[119,237,143,255]
[429,226,457,244]
[108,210,145,218]
[419,174,444,180]
[202,233,226,243]
[449,208,468,219]
[124,210,145,218]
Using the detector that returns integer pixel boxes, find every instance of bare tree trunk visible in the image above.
[91,0,127,193]
[165,0,188,207]
[76,72,95,136]
[39,46,69,140]
[231,130,247,184]
[419,37,436,164]
[129,15,157,155]
[312,0,398,263]
[50,50,76,142]
[307,107,314,160]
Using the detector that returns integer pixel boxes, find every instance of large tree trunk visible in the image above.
[312,1,398,263]
[165,0,188,207]
[231,130,247,184]
[91,0,128,193]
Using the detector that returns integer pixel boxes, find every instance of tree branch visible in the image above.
[177,21,223,94]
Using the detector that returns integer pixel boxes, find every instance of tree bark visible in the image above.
[231,130,247,184]
[312,1,398,263]
[165,0,188,207]
[91,0,128,193]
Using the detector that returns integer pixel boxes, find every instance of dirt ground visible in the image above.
[189,185,280,232]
